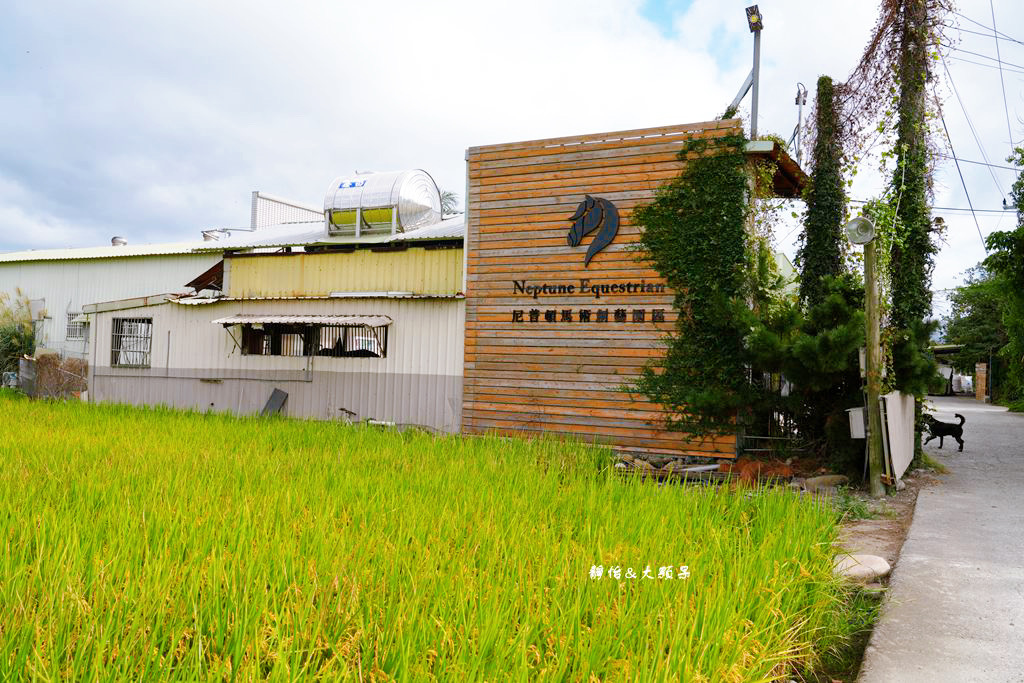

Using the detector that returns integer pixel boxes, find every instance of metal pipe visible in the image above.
[728,70,754,116]
[751,30,761,140]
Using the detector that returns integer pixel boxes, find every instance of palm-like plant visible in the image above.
[440,190,461,216]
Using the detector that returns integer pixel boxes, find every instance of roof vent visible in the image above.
[324,170,441,237]
[111,236,127,246]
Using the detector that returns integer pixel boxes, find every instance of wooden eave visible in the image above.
[744,140,808,199]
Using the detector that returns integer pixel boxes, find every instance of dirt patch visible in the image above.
[835,468,942,566]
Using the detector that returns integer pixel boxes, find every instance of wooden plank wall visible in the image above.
[463,120,742,458]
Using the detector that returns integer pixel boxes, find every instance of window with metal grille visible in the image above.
[111,317,153,367]
[66,312,86,340]
[241,324,387,358]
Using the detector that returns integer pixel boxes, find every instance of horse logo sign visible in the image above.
[566,195,619,267]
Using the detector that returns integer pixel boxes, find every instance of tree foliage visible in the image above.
[634,131,865,472]
[982,148,1024,402]
[744,277,866,472]
[943,267,1006,372]
[0,290,35,374]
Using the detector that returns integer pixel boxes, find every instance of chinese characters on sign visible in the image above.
[588,565,691,580]
[511,309,666,323]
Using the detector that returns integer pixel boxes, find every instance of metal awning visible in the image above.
[211,314,393,326]
[185,260,224,291]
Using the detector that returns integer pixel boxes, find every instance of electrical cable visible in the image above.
[990,0,1018,152]
[940,52,1005,198]
[946,55,1024,77]
[950,25,1007,41]
[939,43,1024,71]
[951,11,1024,47]
[939,109,987,251]
[848,199,1011,214]
[934,153,1021,172]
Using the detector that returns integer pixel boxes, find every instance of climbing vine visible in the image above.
[797,76,847,308]
[885,0,941,397]
[632,134,757,436]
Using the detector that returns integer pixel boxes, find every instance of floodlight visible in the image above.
[844,216,876,245]
[745,5,763,32]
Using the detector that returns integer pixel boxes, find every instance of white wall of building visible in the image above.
[87,296,466,431]
[0,253,219,358]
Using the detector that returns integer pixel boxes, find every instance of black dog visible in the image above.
[923,413,966,451]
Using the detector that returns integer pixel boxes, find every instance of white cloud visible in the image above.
[1,0,1022,302]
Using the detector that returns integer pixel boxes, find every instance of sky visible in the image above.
[1,0,1022,318]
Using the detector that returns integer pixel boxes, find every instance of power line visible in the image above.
[991,0,1018,152]
[938,109,987,251]
[849,199,1011,215]
[934,153,1021,172]
[940,51,1005,198]
[951,10,1024,47]
[939,43,1024,71]
[946,24,1019,43]
[947,55,1024,77]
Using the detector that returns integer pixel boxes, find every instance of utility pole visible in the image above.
[846,216,886,497]
[864,239,886,497]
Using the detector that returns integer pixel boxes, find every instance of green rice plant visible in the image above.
[0,396,847,681]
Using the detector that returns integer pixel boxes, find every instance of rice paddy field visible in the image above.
[0,392,853,681]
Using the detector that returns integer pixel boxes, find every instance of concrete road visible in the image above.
[859,396,1024,682]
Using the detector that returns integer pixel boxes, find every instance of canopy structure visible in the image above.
[212,314,392,327]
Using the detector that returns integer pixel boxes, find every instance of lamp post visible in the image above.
[745,5,764,139]
[845,216,886,497]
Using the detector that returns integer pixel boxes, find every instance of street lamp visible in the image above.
[845,216,886,497]
[745,5,763,31]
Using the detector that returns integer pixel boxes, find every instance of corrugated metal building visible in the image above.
[85,229,465,431]
[0,194,325,360]
[83,173,467,432]
[0,246,222,359]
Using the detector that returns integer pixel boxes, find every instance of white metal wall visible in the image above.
[88,297,466,430]
[0,253,220,358]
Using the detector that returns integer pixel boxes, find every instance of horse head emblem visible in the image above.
[566,195,619,267]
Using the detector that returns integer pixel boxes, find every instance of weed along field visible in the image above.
[1,393,858,680]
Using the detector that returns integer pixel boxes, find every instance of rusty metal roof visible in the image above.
[211,314,393,326]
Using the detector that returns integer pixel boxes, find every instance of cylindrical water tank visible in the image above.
[324,170,441,236]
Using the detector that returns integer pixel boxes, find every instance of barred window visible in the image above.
[111,318,153,367]
[241,323,387,358]
[66,312,86,340]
